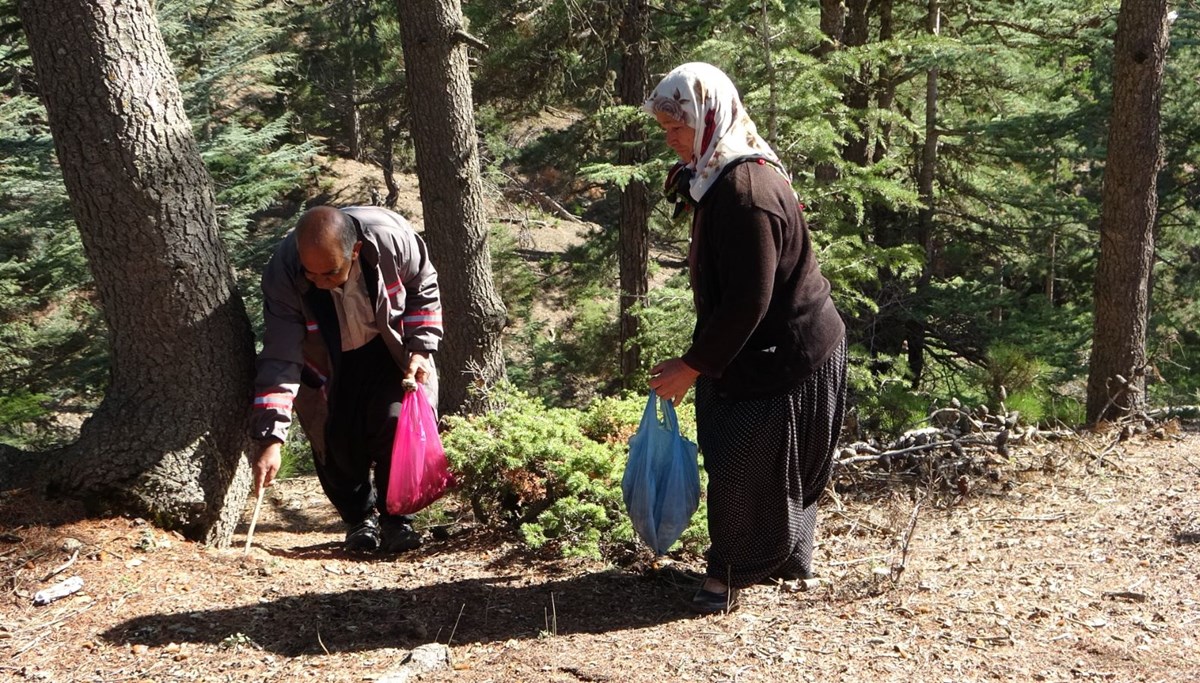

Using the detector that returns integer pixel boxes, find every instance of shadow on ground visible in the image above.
[101,568,700,655]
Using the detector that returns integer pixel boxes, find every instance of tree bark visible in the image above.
[916,0,939,256]
[380,122,401,208]
[905,0,940,388]
[759,0,778,144]
[841,0,872,168]
[617,0,650,388]
[1085,0,1169,423]
[816,0,846,58]
[396,0,507,415]
[873,0,896,163]
[814,0,847,184]
[14,0,255,545]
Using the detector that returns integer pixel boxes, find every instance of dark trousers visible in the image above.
[313,336,405,525]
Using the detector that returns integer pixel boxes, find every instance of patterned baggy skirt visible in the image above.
[695,337,847,588]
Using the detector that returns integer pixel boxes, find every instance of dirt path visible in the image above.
[2,429,1198,682]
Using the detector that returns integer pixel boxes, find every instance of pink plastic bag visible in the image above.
[385,385,455,515]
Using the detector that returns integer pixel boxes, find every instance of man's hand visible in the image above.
[649,357,700,406]
[405,350,432,385]
[253,442,282,495]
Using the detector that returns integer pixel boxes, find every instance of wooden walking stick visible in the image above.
[243,486,266,555]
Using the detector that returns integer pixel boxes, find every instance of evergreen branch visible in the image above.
[960,15,1106,43]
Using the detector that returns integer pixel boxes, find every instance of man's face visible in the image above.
[299,241,360,290]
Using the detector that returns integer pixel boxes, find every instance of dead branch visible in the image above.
[12,602,95,656]
[1147,405,1200,420]
[978,512,1069,523]
[452,28,489,52]
[526,188,585,223]
[40,548,79,582]
[890,494,924,582]
[836,441,953,466]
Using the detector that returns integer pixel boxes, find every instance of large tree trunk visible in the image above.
[396,0,507,415]
[14,0,255,545]
[617,0,650,388]
[1085,0,1170,423]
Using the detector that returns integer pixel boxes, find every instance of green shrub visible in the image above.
[984,344,1043,404]
[488,224,540,322]
[441,384,707,560]
[627,277,696,389]
[1042,393,1086,427]
[0,390,50,447]
[1004,388,1046,425]
[504,285,621,406]
[276,426,316,480]
[847,346,929,438]
[971,344,1090,427]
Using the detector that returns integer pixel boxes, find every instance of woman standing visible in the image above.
[645,63,847,614]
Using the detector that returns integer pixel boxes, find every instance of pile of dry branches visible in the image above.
[838,400,1191,491]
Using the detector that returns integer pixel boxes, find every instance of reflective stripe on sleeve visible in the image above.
[401,310,442,333]
[253,395,293,412]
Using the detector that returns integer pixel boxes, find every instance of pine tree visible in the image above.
[9,0,255,545]
[1086,0,1170,422]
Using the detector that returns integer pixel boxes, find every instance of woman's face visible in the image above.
[655,110,696,163]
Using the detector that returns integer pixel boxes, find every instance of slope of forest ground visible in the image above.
[4,156,1197,683]
[2,426,1198,683]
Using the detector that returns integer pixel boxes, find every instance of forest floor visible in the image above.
[5,158,1199,682]
[2,425,1198,683]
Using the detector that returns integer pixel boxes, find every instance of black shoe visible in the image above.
[379,515,422,553]
[689,586,740,614]
[344,513,381,552]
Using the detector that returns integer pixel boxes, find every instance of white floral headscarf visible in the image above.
[644,62,786,203]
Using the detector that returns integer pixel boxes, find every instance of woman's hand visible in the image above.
[649,358,700,406]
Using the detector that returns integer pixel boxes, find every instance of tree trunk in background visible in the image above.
[759,0,778,144]
[905,0,941,387]
[381,122,401,208]
[348,75,363,161]
[1086,0,1169,423]
[916,0,939,271]
[14,0,255,546]
[397,0,507,415]
[617,0,650,388]
[814,0,845,184]
[841,0,872,168]
[816,0,845,58]
[873,0,896,163]
[337,5,364,162]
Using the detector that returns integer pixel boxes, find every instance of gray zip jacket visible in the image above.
[251,207,443,449]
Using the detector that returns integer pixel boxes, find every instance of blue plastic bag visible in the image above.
[622,390,701,555]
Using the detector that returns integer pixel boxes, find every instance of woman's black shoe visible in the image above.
[689,586,740,614]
